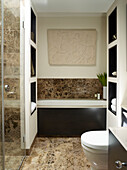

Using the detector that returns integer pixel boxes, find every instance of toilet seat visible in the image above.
[81,130,108,150]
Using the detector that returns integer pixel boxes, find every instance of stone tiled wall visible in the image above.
[0,1,24,164]
[0,23,2,169]
[4,1,20,99]
[37,79,103,100]
[4,108,20,142]
[4,78,20,100]
[3,2,21,144]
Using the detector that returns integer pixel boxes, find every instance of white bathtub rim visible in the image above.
[37,100,107,108]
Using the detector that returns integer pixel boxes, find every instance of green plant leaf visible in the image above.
[97,72,107,86]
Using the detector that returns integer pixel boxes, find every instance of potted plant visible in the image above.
[97,72,107,99]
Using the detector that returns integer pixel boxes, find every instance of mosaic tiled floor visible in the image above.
[0,155,24,170]
[4,140,25,156]
[5,156,24,170]
[22,137,91,170]
[0,140,25,170]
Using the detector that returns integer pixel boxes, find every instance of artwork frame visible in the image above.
[47,29,97,66]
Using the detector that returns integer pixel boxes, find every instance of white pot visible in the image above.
[103,86,107,100]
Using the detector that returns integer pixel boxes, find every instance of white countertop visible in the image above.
[109,127,127,151]
[121,105,127,111]
[37,99,107,108]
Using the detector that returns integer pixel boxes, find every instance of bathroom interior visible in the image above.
[1,0,127,169]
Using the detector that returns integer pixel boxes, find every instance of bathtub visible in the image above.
[37,99,107,108]
[37,99,107,136]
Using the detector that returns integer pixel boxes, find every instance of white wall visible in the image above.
[37,16,107,78]
[107,0,127,128]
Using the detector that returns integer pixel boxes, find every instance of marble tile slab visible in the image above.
[22,137,91,170]
[38,79,103,100]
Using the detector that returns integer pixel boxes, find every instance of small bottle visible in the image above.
[97,93,100,100]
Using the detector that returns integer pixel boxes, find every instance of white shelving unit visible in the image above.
[107,3,118,126]
[107,0,127,128]
[25,0,37,149]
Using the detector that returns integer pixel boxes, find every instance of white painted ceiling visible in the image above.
[31,0,115,14]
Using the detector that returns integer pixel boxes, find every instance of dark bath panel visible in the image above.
[37,108,106,136]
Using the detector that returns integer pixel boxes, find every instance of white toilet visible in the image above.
[81,130,108,170]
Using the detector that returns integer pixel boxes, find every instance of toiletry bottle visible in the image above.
[97,93,100,100]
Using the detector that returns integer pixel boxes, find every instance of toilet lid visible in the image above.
[81,131,108,150]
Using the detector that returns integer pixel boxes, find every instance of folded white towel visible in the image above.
[111,104,116,112]
[111,98,116,106]
[31,102,36,113]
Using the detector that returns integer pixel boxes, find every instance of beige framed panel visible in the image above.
[47,29,97,66]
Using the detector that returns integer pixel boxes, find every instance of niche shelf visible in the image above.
[109,45,117,78]
[31,8,36,44]
[31,46,36,77]
[108,82,117,115]
[121,108,127,127]
[31,82,36,115]
[108,7,117,44]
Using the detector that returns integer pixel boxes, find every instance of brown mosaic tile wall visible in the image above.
[37,79,103,100]
[2,1,23,159]
[4,108,20,142]
[3,4,20,143]
[4,3,20,100]
[0,4,2,147]
[4,78,20,100]
[0,2,24,168]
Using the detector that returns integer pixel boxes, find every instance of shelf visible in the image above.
[31,46,36,77]
[31,8,36,44]
[108,82,117,116]
[31,107,36,116]
[30,7,37,117]
[30,39,37,49]
[108,108,116,115]
[29,77,37,83]
[108,7,117,44]
[31,82,36,115]
[31,82,36,102]
[108,109,117,116]
[108,45,117,78]
[108,39,117,49]
[121,108,127,127]
[108,77,118,83]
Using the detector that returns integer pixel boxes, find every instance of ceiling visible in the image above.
[31,0,115,14]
